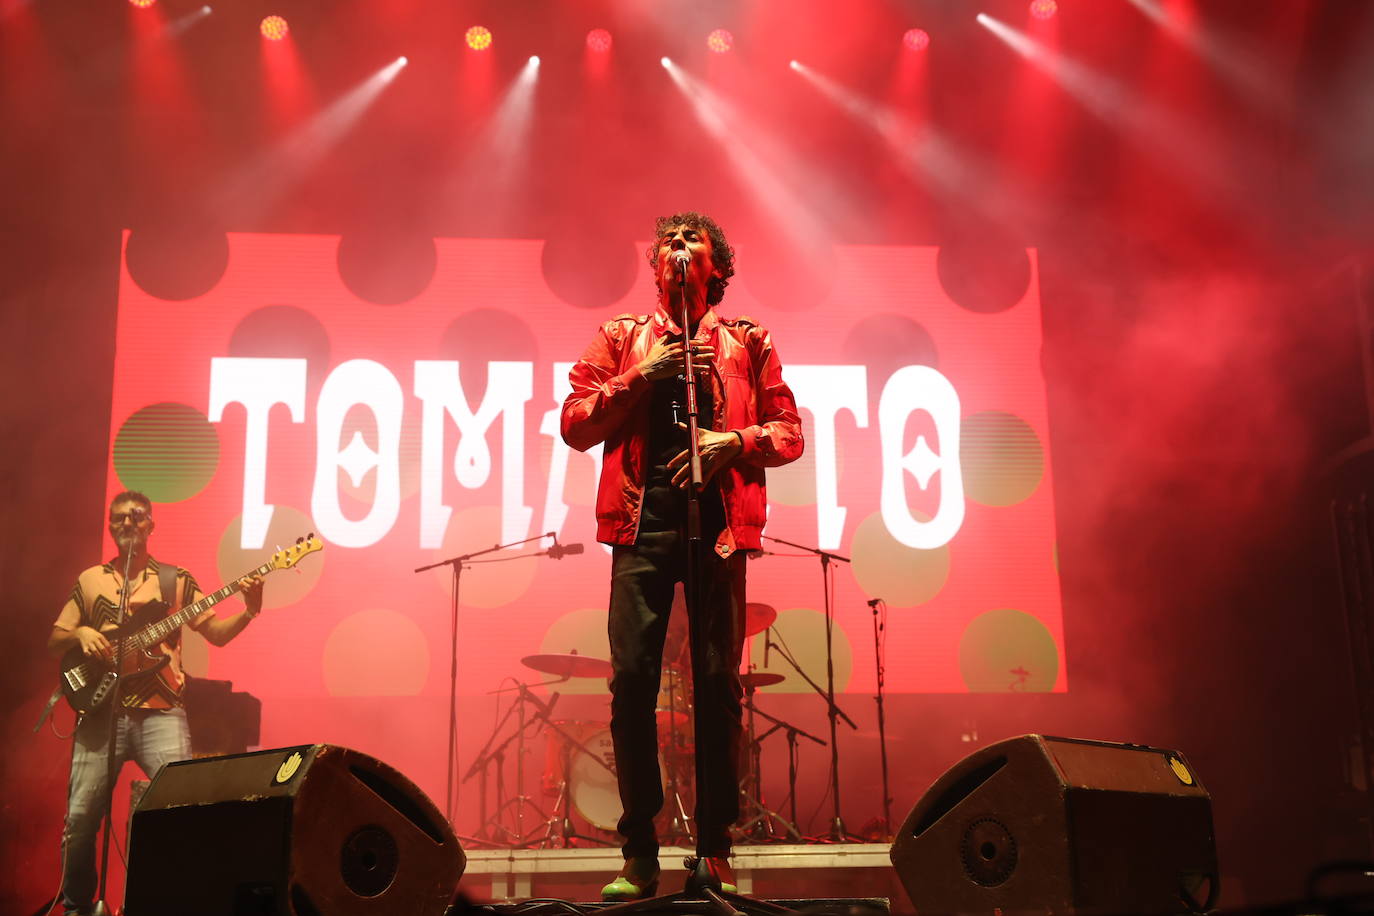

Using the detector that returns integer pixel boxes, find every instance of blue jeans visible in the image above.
[61,707,190,916]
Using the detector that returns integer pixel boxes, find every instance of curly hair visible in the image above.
[646,211,736,306]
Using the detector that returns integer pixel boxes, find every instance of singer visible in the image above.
[46,491,265,916]
[561,212,803,899]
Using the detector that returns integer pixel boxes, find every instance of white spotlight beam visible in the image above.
[977,13,1232,195]
[216,57,408,220]
[660,59,848,241]
[789,59,1038,224]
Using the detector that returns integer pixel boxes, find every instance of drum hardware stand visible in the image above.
[753,597,861,843]
[658,666,696,847]
[537,719,618,848]
[414,531,557,825]
[460,680,562,847]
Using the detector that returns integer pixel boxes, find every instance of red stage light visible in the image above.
[706,29,733,54]
[903,28,930,51]
[1029,0,1058,19]
[586,28,612,53]
[466,25,492,51]
[260,15,288,41]
[128,0,156,7]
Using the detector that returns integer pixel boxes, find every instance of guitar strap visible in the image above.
[156,559,179,610]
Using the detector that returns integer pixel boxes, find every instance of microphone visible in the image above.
[549,542,585,560]
[866,598,882,608]
[672,251,690,281]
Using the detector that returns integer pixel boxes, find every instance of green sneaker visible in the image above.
[601,857,661,901]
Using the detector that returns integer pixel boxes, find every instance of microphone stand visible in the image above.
[414,531,555,824]
[761,534,860,842]
[869,599,893,841]
[93,545,137,916]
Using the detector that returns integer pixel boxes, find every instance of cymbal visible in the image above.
[521,653,613,679]
[744,602,777,637]
[740,671,785,688]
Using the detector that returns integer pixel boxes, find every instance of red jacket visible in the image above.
[561,305,804,555]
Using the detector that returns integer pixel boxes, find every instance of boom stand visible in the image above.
[414,531,556,824]
[460,679,562,847]
[761,535,861,842]
[869,599,893,840]
[736,679,821,842]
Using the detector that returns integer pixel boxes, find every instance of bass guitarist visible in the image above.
[47,490,265,916]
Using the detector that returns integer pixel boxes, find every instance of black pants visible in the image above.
[608,529,746,858]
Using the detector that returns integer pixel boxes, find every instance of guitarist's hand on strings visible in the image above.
[75,626,112,660]
[238,575,265,619]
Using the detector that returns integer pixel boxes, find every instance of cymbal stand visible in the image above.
[537,717,617,848]
[735,678,814,843]
[756,600,861,842]
[414,531,556,825]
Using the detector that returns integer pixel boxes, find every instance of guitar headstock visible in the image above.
[270,533,324,571]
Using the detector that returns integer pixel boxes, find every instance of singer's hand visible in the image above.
[669,423,742,488]
[637,339,715,382]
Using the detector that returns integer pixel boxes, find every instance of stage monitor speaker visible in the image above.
[125,744,464,916]
[889,734,1218,916]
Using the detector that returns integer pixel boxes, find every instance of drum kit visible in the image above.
[462,602,823,849]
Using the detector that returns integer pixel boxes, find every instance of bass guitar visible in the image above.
[59,533,323,714]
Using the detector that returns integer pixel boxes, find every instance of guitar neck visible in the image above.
[136,560,274,648]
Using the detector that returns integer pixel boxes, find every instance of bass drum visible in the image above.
[568,727,678,833]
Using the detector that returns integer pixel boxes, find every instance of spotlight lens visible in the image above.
[529,55,540,65]
[1029,0,1058,19]
[706,29,733,53]
[903,28,930,51]
[586,28,613,53]
[789,60,799,70]
[260,15,289,40]
[399,56,409,66]
[129,0,156,7]
[660,56,671,67]
[465,25,493,51]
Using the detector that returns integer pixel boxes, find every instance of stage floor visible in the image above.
[461,843,901,903]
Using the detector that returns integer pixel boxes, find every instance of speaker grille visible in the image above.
[960,816,1017,887]
[340,825,399,897]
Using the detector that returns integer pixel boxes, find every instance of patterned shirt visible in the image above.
[53,557,209,709]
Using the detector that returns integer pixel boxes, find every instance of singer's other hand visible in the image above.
[669,423,742,488]
[637,338,714,382]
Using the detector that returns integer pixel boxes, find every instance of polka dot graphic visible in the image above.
[538,608,613,695]
[767,432,844,508]
[850,512,950,608]
[228,305,332,391]
[746,607,853,694]
[733,226,836,313]
[125,226,229,301]
[323,609,430,696]
[113,402,220,502]
[961,411,1044,507]
[958,608,1059,692]
[841,314,940,409]
[541,234,639,310]
[337,230,437,305]
[429,505,539,608]
[216,506,325,610]
[936,238,1031,314]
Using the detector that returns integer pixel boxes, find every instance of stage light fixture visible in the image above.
[129,0,156,7]
[903,28,931,51]
[706,29,733,53]
[586,28,612,53]
[398,56,409,66]
[660,56,672,68]
[1029,0,1058,19]
[260,15,289,41]
[466,25,492,51]
[789,60,800,70]
[529,55,540,66]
